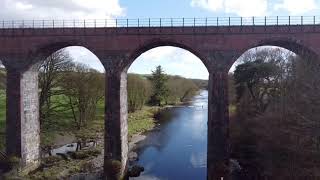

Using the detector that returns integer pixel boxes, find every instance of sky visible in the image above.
[1,0,319,79]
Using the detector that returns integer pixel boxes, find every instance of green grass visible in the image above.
[0,88,159,178]
[40,95,106,147]
[0,89,158,152]
[127,106,158,138]
[0,88,162,179]
[40,94,157,143]
[40,94,79,146]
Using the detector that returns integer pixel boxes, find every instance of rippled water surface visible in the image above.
[132,90,208,180]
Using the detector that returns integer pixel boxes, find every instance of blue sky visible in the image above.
[2,0,319,79]
[121,0,319,18]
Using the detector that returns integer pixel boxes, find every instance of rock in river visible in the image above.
[128,165,144,177]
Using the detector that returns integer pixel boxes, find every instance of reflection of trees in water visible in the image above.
[136,91,208,155]
[136,108,181,153]
[133,92,209,180]
[155,108,178,123]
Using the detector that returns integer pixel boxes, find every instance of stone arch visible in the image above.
[227,37,320,72]
[3,40,105,169]
[102,39,212,179]
[225,37,320,179]
[125,39,210,72]
[257,39,318,57]
[27,40,103,72]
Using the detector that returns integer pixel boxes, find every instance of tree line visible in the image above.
[229,47,320,179]
[3,50,199,130]
[127,65,199,112]
[0,49,202,153]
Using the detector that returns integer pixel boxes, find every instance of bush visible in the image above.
[127,74,152,112]
[166,76,199,104]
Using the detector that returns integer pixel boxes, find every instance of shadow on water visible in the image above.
[130,90,208,180]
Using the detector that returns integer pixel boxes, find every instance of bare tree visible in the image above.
[59,63,104,129]
[38,49,73,125]
[127,74,152,112]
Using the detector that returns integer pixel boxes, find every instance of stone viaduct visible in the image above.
[1,20,320,179]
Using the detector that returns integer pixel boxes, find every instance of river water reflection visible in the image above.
[131,90,208,180]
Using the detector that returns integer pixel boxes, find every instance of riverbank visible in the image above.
[127,106,160,139]
[128,90,209,180]
[0,105,163,179]
[0,89,201,180]
[0,93,198,153]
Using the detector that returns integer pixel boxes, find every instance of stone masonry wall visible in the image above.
[20,69,40,168]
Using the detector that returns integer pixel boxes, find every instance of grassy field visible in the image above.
[0,90,157,152]
[0,89,159,179]
[128,106,158,138]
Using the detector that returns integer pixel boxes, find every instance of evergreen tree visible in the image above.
[150,65,169,106]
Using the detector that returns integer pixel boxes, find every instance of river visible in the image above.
[131,90,208,180]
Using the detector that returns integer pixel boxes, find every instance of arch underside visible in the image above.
[1,30,320,180]
[27,42,104,71]
[227,38,320,71]
[12,36,319,75]
[126,40,210,72]
[255,39,319,60]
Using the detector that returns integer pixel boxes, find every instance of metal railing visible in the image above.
[1,16,320,29]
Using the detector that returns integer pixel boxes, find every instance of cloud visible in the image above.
[139,47,205,65]
[15,2,33,11]
[190,0,268,16]
[225,0,268,16]
[0,0,125,19]
[139,47,178,62]
[274,0,318,15]
[191,0,224,11]
[0,0,124,70]
[129,47,209,79]
[66,47,105,72]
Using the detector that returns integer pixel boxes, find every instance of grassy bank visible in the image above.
[128,106,158,138]
[0,85,186,179]
[1,101,159,179]
[40,102,158,147]
[0,87,164,152]
[27,106,158,179]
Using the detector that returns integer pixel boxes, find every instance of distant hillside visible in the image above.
[129,73,208,90]
[190,79,208,89]
[0,71,208,91]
